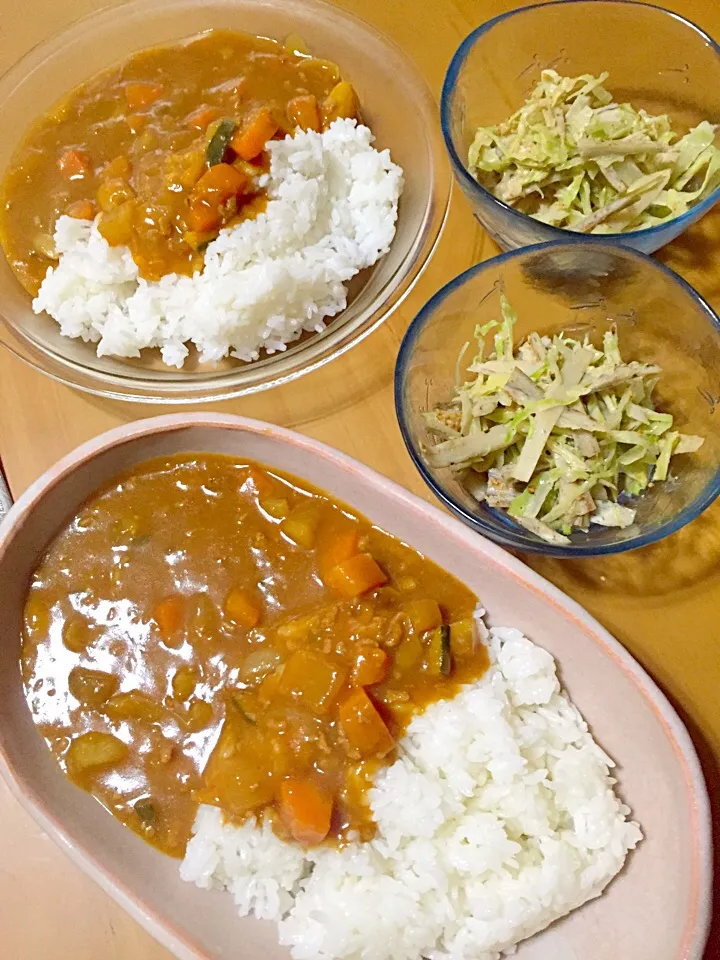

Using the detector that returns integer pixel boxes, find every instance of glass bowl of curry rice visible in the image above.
[0,0,449,401]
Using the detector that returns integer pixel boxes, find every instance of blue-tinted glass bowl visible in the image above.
[395,242,720,557]
[441,0,720,254]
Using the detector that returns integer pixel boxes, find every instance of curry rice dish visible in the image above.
[22,453,641,959]
[1,30,364,290]
[0,30,402,367]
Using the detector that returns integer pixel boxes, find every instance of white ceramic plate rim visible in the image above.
[0,412,712,960]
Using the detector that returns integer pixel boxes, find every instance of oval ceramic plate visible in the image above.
[0,414,711,960]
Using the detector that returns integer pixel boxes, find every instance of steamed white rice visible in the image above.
[33,119,403,368]
[180,622,641,960]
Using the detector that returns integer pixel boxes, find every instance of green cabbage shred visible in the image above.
[425,296,704,544]
[467,70,720,234]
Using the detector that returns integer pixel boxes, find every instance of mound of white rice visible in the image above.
[180,623,641,960]
[33,119,403,368]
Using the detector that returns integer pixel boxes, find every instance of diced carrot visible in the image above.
[352,645,389,687]
[287,94,321,132]
[245,466,275,498]
[339,687,394,758]
[66,199,96,220]
[403,599,442,634]
[279,650,347,713]
[193,162,249,202]
[323,553,387,598]
[320,527,360,578]
[58,148,91,181]
[230,108,278,161]
[187,197,222,233]
[185,104,223,131]
[279,778,332,845]
[124,81,164,111]
[224,588,262,629]
[153,595,185,637]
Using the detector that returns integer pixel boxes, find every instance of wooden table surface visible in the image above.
[0,0,718,957]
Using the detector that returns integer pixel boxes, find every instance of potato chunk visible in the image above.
[279,650,347,714]
[66,732,128,777]
[68,668,119,706]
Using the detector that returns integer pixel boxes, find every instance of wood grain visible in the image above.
[0,1,718,957]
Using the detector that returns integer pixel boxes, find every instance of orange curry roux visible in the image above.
[0,30,361,293]
[21,454,488,857]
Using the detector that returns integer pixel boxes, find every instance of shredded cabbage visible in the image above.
[467,70,720,234]
[425,296,704,544]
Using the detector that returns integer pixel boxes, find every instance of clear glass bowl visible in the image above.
[441,0,720,254]
[395,242,720,557]
[0,0,450,403]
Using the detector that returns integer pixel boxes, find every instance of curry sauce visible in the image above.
[0,30,361,293]
[21,455,488,857]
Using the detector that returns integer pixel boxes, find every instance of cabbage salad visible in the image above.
[468,70,720,234]
[425,297,704,544]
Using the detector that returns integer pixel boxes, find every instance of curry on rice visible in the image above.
[0,29,361,293]
[21,454,488,857]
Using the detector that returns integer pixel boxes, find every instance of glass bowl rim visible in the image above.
[394,238,720,558]
[439,0,720,246]
[0,0,451,404]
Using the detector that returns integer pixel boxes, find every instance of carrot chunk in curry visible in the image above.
[279,778,333,846]
[20,454,489,858]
